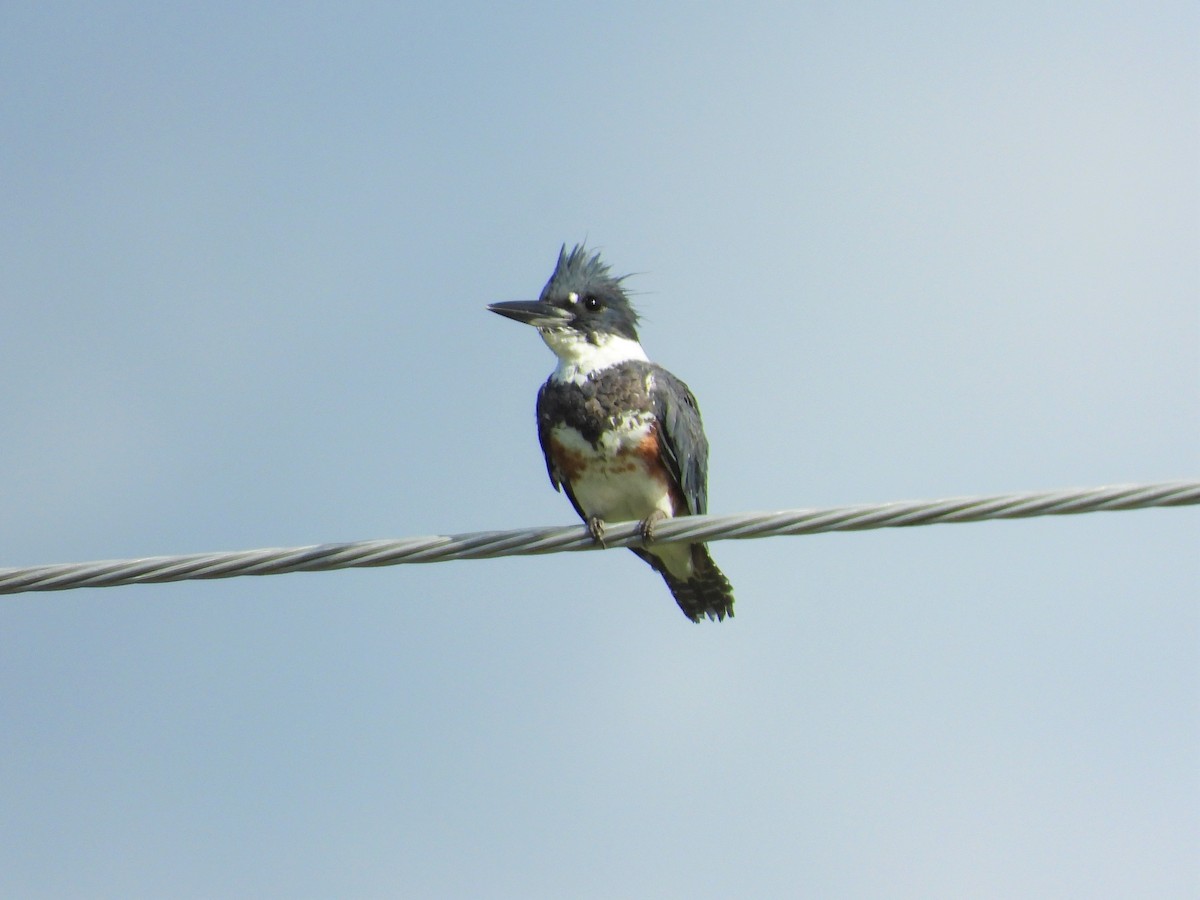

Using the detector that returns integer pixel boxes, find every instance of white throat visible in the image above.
[542,329,649,385]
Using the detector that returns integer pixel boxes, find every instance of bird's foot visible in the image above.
[639,509,668,544]
[586,515,607,547]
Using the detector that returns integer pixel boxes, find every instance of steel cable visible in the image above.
[1,480,1196,595]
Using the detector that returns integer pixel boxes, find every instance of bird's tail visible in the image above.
[633,544,735,622]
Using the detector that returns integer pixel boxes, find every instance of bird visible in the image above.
[488,244,734,622]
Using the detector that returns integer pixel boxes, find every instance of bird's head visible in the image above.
[488,245,647,379]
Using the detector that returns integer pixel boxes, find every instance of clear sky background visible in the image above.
[2,3,1197,897]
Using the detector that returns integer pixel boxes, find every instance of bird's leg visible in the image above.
[639,509,668,544]
[586,515,607,547]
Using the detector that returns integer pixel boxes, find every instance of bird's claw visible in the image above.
[639,510,667,544]
[586,515,607,547]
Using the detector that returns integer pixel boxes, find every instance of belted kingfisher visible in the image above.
[489,244,734,622]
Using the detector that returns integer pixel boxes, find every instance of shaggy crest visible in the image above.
[539,244,638,329]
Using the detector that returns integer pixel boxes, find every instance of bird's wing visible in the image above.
[650,367,709,516]
[535,382,560,490]
[536,382,590,523]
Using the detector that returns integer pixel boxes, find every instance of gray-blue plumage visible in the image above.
[537,244,640,341]
[489,244,734,622]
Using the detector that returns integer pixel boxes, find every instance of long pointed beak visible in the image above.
[487,299,571,328]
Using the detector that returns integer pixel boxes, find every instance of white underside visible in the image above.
[551,417,695,581]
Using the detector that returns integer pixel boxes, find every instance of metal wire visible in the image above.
[1,480,1196,595]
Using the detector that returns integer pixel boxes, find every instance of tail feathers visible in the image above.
[633,544,735,622]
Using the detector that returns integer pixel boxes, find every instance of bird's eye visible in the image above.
[583,295,602,311]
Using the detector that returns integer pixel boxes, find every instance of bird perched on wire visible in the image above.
[488,244,734,621]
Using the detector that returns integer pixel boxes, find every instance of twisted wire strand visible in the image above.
[1,480,1196,596]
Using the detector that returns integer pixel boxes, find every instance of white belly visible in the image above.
[550,418,666,519]
[570,456,673,524]
[551,420,694,579]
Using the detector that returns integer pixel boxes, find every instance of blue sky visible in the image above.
[2,3,1197,897]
